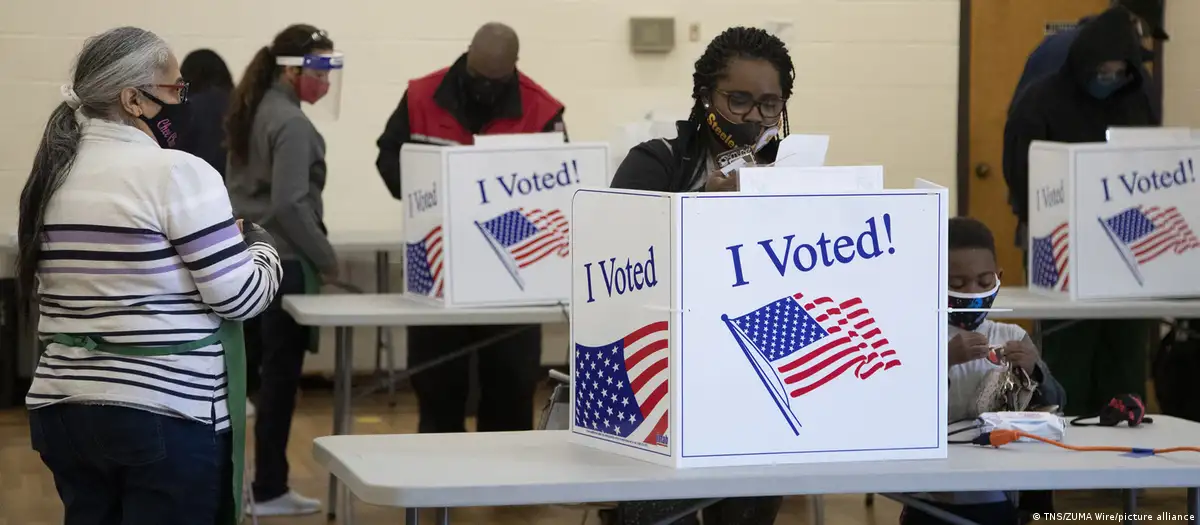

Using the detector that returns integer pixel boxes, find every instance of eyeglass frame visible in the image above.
[711,88,786,119]
[141,82,190,104]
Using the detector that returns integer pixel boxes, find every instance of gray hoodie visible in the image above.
[226,82,337,271]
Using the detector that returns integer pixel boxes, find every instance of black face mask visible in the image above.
[464,75,508,108]
[137,90,190,149]
[705,107,764,151]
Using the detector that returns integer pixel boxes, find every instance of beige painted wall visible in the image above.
[0,0,962,373]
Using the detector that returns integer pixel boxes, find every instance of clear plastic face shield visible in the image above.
[276,51,344,121]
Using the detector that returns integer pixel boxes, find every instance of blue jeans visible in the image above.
[29,403,232,525]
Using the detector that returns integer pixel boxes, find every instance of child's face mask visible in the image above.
[948,279,1000,331]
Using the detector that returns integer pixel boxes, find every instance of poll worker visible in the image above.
[604,26,789,525]
[1010,0,1166,115]
[899,217,1065,525]
[20,26,281,524]
[178,49,234,178]
[225,24,343,517]
[374,22,564,434]
[1004,8,1156,420]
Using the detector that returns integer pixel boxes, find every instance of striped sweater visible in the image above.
[25,117,282,432]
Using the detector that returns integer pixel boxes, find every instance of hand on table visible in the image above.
[948,331,990,367]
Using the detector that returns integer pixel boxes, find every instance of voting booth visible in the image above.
[401,142,609,307]
[568,179,949,468]
[1027,140,1200,301]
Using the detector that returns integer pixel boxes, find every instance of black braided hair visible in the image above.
[689,27,795,138]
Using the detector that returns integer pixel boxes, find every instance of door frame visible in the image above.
[955,0,1168,215]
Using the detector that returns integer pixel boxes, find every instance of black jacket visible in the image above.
[1003,8,1158,225]
[178,88,230,178]
[610,120,780,192]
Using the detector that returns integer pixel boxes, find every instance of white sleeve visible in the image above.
[158,154,283,320]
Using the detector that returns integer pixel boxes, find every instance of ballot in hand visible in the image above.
[704,168,739,192]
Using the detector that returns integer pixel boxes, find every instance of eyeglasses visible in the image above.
[143,82,189,104]
[713,88,785,119]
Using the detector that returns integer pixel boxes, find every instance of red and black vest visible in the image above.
[407,68,564,146]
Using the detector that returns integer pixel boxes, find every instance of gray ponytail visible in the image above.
[16,27,171,305]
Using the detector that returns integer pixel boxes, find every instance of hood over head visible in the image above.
[1063,7,1145,94]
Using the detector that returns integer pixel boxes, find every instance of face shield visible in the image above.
[276,52,344,120]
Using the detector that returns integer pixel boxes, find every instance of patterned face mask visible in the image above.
[947,279,1000,331]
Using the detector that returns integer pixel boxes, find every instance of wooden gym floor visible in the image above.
[0,382,1195,525]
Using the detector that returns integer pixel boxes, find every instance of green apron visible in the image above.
[298,257,322,354]
[49,322,248,525]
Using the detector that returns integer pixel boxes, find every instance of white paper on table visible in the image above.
[738,165,884,194]
[1105,127,1193,145]
[771,134,830,168]
[473,132,565,147]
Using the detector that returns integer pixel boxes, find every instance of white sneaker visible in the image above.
[246,400,256,418]
[245,490,322,516]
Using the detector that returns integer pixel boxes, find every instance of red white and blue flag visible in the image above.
[574,321,670,448]
[405,225,444,297]
[723,292,901,435]
[1100,206,1199,286]
[475,208,569,290]
[1031,221,1069,291]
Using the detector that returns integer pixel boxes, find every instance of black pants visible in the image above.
[406,324,541,433]
[900,500,1019,525]
[244,259,310,502]
[30,404,232,525]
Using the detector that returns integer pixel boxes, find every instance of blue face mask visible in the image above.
[1087,75,1129,99]
[947,280,1000,331]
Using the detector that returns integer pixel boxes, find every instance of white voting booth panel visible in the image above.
[1027,140,1200,301]
[401,142,609,307]
[569,183,949,468]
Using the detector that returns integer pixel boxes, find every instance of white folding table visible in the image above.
[314,417,1200,525]
[282,293,570,522]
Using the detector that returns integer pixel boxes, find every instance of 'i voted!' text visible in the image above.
[1101,158,1195,202]
[582,247,659,303]
[477,160,582,205]
[726,214,895,288]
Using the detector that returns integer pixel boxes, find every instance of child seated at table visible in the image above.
[901,217,1066,525]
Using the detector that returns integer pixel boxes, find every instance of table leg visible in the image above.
[328,326,355,522]
[882,494,981,525]
[811,495,825,525]
[375,251,397,407]
[436,508,450,525]
[405,508,419,525]
[1122,489,1139,524]
[1187,487,1198,525]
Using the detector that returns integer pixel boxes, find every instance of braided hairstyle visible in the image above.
[689,27,795,138]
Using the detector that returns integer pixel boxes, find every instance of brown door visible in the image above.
[967,0,1110,286]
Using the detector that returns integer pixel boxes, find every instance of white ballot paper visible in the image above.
[739,165,884,194]
[772,134,829,168]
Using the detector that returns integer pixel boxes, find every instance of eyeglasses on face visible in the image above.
[142,82,190,104]
[713,88,785,119]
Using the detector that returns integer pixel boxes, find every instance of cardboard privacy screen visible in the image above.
[1027,140,1200,300]
[401,142,609,307]
[569,181,949,468]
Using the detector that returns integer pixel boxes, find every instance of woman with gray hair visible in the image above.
[18,26,281,524]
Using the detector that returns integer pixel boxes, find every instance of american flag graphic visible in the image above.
[1101,207,1199,281]
[722,292,901,435]
[405,225,444,297]
[573,321,670,448]
[475,208,570,290]
[1031,222,1069,291]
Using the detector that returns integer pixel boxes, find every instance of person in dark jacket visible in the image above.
[1003,5,1157,437]
[604,26,789,525]
[610,26,789,194]
[374,22,566,436]
[179,49,234,177]
[1009,0,1167,116]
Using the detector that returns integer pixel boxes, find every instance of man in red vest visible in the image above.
[375,22,565,434]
